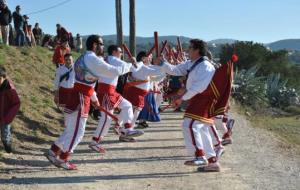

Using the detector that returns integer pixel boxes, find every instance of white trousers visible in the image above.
[214,116,228,135]
[55,111,87,153]
[0,25,9,45]
[182,117,216,159]
[93,98,133,140]
[132,107,142,125]
[209,125,222,147]
[155,93,163,108]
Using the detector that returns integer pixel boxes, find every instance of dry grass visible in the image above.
[233,102,300,147]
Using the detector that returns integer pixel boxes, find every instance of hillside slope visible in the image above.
[0,45,79,154]
[267,39,300,51]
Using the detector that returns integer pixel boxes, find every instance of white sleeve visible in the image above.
[53,68,60,91]
[182,64,215,101]
[129,61,143,72]
[91,91,98,103]
[146,65,165,76]
[86,55,132,78]
[161,61,189,76]
[150,72,166,82]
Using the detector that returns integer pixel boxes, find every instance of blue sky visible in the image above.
[7,0,300,43]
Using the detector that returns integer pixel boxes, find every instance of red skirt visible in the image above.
[58,87,73,107]
[64,83,94,117]
[123,84,148,109]
[97,83,122,110]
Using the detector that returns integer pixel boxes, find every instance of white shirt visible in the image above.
[161,57,215,101]
[53,65,75,90]
[98,55,134,86]
[130,62,163,91]
[149,73,166,91]
[75,51,132,87]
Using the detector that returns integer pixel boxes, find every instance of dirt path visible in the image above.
[0,110,299,190]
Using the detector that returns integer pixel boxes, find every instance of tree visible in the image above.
[220,41,300,88]
[115,0,123,47]
[129,0,136,56]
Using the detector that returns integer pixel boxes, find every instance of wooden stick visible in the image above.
[98,105,119,122]
[177,37,183,53]
[154,31,159,57]
[122,43,137,68]
[160,104,174,112]
[165,44,170,55]
[146,44,155,57]
[160,40,168,55]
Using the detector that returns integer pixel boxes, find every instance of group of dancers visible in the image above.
[46,33,236,172]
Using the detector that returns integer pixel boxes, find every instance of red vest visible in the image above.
[184,61,234,124]
[64,83,95,117]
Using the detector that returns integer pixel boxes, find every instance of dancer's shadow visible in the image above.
[72,155,189,165]
[0,171,195,185]
[74,145,185,154]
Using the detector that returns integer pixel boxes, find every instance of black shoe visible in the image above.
[92,110,101,121]
[226,119,235,135]
[136,122,149,129]
[158,107,162,112]
[174,107,182,112]
[3,142,12,153]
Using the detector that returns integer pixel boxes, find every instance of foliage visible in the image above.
[219,41,300,88]
[233,66,300,112]
[266,74,299,108]
[233,66,267,107]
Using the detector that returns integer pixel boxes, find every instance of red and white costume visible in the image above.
[161,57,217,163]
[92,55,135,142]
[162,55,235,165]
[51,51,132,161]
[53,65,75,107]
[122,62,162,126]
[151,75,166,109]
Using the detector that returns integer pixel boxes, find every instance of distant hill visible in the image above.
[267,39,300,51]
[100,35,192,45]
[100,35,237,46]
[208,39,237,45]
[83,34,300,54]
[98,35,233,56]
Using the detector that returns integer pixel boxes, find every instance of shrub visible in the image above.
[233,66,267,107]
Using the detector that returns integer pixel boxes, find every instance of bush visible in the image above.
[233,66,267,107]
[266,74,300,108]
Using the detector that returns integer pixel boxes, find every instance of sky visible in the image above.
[7,0,300,43]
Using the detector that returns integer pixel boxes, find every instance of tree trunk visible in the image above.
[129,0,136,56]
[115,0,123,47]
[115,0,126,94]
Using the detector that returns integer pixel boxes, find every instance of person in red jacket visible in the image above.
[0,66,20,153]
[56,23,69,42]
[52,38,70,68]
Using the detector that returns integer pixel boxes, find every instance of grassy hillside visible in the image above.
[0,45,79,156]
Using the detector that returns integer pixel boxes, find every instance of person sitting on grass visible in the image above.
[0,66,20,153]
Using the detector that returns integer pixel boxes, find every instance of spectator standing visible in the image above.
[12,5,25,46]
[32,23,42,45]
[52,38,71,68]
[0,1,12,45]
[56,24,69,43]
[0,66,21,153]
[75,33,82,52]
